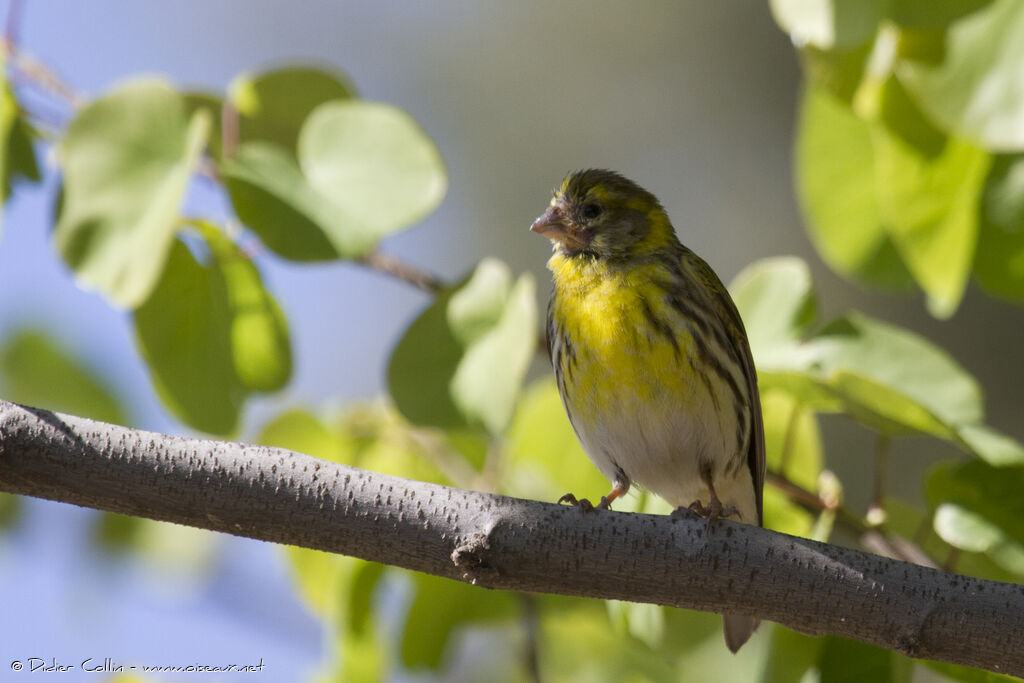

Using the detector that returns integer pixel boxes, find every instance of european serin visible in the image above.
[531,169,765,653]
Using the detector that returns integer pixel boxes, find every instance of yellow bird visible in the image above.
[531,169,765,652]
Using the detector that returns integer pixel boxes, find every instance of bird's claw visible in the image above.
[558,492,610,512]
[683,499,738,524]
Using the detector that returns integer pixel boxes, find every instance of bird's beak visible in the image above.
[530,206,586,249]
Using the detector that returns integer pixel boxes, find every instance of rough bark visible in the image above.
[1,400,1022,675]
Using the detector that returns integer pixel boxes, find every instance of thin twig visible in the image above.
[357,250,447,294]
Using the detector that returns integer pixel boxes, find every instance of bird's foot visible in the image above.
[558,492,617,512]
[558,493,596,512]
[685,498,738,524]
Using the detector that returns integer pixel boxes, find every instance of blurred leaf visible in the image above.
[222,142,356,260]
[539,600,680,682]
[258,408,354,463]
[201,225,291,392]
[762,391,822,536]
[96,512,217,578]
[390,260,536,434]
[0,329,127,424]
[504,379,608,502]
[884,497,1021,583]
[796,87,915,290]
[134,239,241,434]
[299,101,447,243]
[55,79,210,308]
[401,573,517,670]
[924,659,1023,682]
[446,259,512,346]
[872,126,990,318]
[229,65,354,156]
[954,424,1024,466]
[607,601,664,651]
[450,272,536,434]
[818,636,909,683]
[805,312,983,432]
[0,61,40,222]
[899,0,1024,151]
[797,43,872,104]
[183,91,223,162]
[387,287,465,429]
[974,154,1024,302]
[731,256,817,361]
[926,460,1024,575]
[770,0,886,50]
[888,0,994,29]
[763,625,822,683]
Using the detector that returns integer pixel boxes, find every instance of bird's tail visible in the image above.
[722,614,759,653]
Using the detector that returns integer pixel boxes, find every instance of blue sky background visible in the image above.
[1,2,1021,680]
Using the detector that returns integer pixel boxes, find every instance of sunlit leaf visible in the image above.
[872,125,990,318]
[0,329,127,424]
[401,573,517,670]
[899,0,1024,151]
[201,225,291,392]
[731,257,816,358]
[796,87,915,290]
[0,59,40,226]
[389,260,536,434]
[974,154,1024,302]
[299,101,446,243]
[229,65,354,156]
[927,460,1024,575]
[770,0,886,50]
[55,79,210,308]
[258,408,354,463]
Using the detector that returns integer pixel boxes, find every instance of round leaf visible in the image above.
[796,87,915,290]
[899,0,1024,151]
[299,100,447,239]
[55,79,210,308]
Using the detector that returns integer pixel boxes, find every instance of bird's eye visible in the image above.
[581,203,602,220]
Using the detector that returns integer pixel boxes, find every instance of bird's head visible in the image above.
[530,169,675,260]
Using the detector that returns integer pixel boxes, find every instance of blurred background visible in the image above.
[0,1,1020,681]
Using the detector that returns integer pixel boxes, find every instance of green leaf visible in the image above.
[229,66,354,156]
[763,626,822,683]
[222,142,349,260]
[134,232,290,433]
[134,239,240,433]
[0,492,21,530]
[807,312,983,432]
[926,460,1024,575]
[770,0,887,50]
[888,0,994,29]
[450,271,536,434]
[257,408,354,463]
[389,260,536,434]
[731,256,817,359]
[387,287,465,429]
[818,636,909,683]
[183,91,223,162]
[0,60,40,222]
[55,79,210,308]
[872,124,990,317]
[504,379,609,502]
[955,424,1024,466]
[797,43,873,104]
[202,225,292,392]
[298,101,447,242]
[796,87,915,290]
[899,0,1024,151]
[0,329,127,424]
[401,573,517,670]
[923,659,1022,683]
[764,390,823,493]
[974,154,1024,302]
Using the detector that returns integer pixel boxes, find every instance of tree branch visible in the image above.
[1,400,1021,675]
